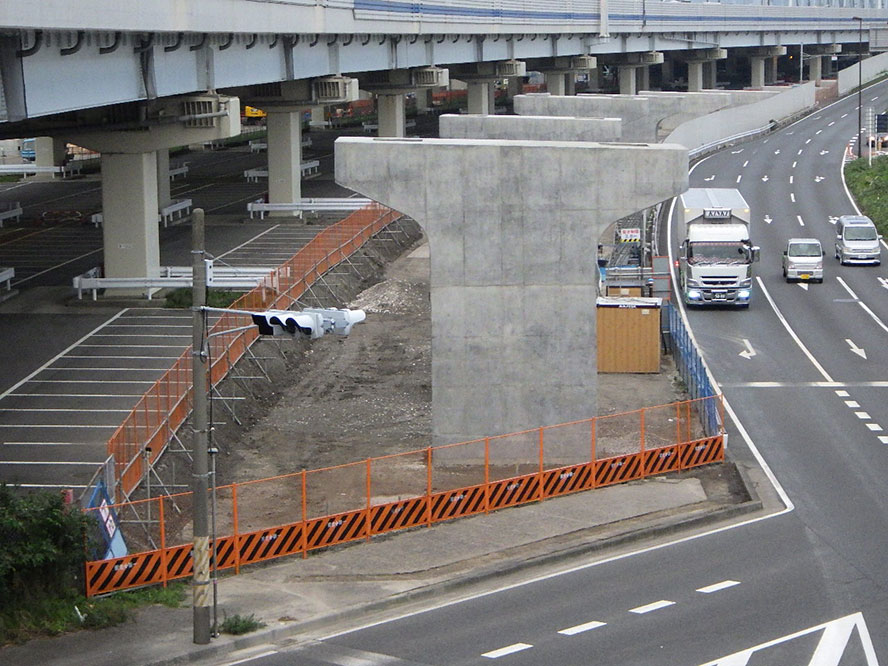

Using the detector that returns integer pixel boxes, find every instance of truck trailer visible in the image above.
[678,188,760,307]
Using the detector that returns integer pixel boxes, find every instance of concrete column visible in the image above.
[546,72,567,96]
[488,84,497,115]
[32,137,67,180]
[467,81,492,115]
[565,74,577,96]
[507,77,523,100]
[377,93,406,137]
[336,137,688,445]
[687,62,704,92]
[618,65,637,95]
[266,109,304,212]
[637,66,650,92]
[415,88,432,115]
[155,148,172,210]
[661,59,674,86]
[750,57,766,88]
[704,61,718,89]
[810,56,823,84]
[766,57,777,84]
[101,152,160,291]
[310,106,326,127]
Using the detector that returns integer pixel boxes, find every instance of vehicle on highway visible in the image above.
[834,215,882,265]
[678,188,760,307]
[782,238,824,282]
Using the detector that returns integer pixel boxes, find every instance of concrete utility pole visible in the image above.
[190,208,211,644]
[854,16,864,159]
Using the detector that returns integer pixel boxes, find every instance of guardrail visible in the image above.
[83,393,725,596]
[102,203,401,500]
[160,198,192,227]
[247,197,373,219]
[0,163,81,178]
[169,162,189,180]
[0,201,23,227]
[686,122,774,160]
[0,266,14,291]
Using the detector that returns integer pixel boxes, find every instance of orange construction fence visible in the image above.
[84,394,725,596]
[104,203,402,499]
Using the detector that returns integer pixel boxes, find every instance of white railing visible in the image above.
[0,266,14,291]
[0,163,81,178]
[88,198,193,229]
[246,197,373,219]
[0,202,23,227]
[169,162,189,180]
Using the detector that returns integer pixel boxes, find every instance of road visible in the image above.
[221,91,888,664]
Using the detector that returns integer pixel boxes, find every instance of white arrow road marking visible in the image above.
[829,216,839,225]
[558,620,606,636]
[763,215,772,224]
[878,277,888,290]
[704,175,715,181]
[483,643,533,659]
[762,175,770,182]
[698,612,880,666]
[821,149,830,155]
[846,339,867,359]
[798,283,809,291]
[814,175,825,182]
[797,215,805,226]
[774,149,781,155]
[739,339,756,359]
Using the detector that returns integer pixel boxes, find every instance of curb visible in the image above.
[151,485,763,666]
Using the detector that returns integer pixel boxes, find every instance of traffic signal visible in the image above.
[251,307,365,339]
[877,113,888,133]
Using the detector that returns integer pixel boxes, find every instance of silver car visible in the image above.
[783,238,824,282]
[834,215,882,265]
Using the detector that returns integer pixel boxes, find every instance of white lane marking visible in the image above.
[797,149,803,156]
[704,175,716,181]
[756,278,834,382]
[697,580,740,594]
[831,120,838,124]
[739,339,756,359]
[482,643,533,659]
[743,160,749,167]
[855,412,872,419]
[845,400,860,408]
[879,436,888,444]
[763,215,772,224]
[721,381,888,388]
[0,408,134,413]
[791,192,796,202]
[836,277,888,335]
[871,96,879,102]
[223,651,279,666]
[798,283,809,291]
[879,277,888,290]
[836,390,850,397]
[816,129,823,135]
[866,423,883,432]
[630,600,675,614]
[805,138,812,144]
[792,160,797,168]
[797,215,805,226]
[736,174,742,183]
[558,620,607,636]
[790,175,794,184]
[846,338,868,359]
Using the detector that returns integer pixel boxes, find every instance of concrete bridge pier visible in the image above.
[806,44,842,84]
[30,136,68,180]
[156,147,172,210]
[748,47,786,88]
[267,107,307,209]
[335,136,687,445]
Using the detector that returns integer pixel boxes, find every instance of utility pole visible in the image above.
[854,16,864,159]
[191,208,211,644]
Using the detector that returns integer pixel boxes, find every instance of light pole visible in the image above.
[854,16,864,159]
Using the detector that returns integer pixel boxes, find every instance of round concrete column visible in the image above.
[266,109,304,214]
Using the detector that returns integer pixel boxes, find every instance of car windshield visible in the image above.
[845,226,877,241]
[687,241,748,264]
[788,242,821,257]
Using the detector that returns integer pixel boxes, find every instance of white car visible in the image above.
[783,238,824,283]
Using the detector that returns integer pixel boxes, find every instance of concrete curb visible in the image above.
[151,480,763,666]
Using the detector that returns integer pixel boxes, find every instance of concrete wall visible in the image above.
[439,114,622,142]
[336,137,687,447]
[838,51,888,96]
[665,81,816,153]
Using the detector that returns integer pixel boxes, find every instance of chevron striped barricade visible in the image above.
[85,394,725,597]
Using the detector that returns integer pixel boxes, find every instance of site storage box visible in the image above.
[596,296,662,373]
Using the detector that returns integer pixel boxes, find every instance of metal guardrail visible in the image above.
[687,122,774,160]
[247,197,374,219]
[0,266,14,290]
[0,201,23,227]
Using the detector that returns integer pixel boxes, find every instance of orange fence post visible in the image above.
[675,401,682,446]
[685,400,692,443]
[301,469,307,559]
[365,459,372,541]
[426,447,432,526]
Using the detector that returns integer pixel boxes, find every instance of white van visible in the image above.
[835,215,882,265]
[783,238,824,282]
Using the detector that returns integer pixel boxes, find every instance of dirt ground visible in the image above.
[152,219,740,539]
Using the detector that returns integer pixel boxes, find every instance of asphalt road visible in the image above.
[226,91,888,664]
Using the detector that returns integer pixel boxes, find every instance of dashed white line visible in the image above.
[805,138,812,144]
[697,580,741,594]
[832,119,839,124]
[483,643,533,659]
[845,400,860,408]
[791,192,796,202]
[866,423,883,432]
[836,390,850,397]
[797,215,805,226]
[743,160,749,167]
[630,600,675,614]
[790,175,794,184]
[797,149,804,155]
[558,620,607,636]
[855,412,871,420]
[879,436,888,444]
[736,175,742,183]
[816,129,823,135]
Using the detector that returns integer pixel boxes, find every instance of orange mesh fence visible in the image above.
[87,393,726,596]
[104,204,401,501]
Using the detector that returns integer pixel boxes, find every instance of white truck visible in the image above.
[678,188,760,308]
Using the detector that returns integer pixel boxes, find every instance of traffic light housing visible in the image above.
[251,307,365,339]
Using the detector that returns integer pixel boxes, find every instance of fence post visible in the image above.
[537,428,544,501]
[365,459,372,541]
[232,484,240,575]
[159,496,168,588]
[426,447,432,526]
[484,438,490,514]
[301,470,308,558]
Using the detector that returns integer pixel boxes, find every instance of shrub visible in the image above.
[219,613,266,635]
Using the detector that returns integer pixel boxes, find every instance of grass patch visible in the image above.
[0,583,186,646]
[218,612,266,635]
[844,154,888,237]
[164,288,244,309]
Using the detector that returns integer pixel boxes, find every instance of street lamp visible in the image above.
[854,16,864,159]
